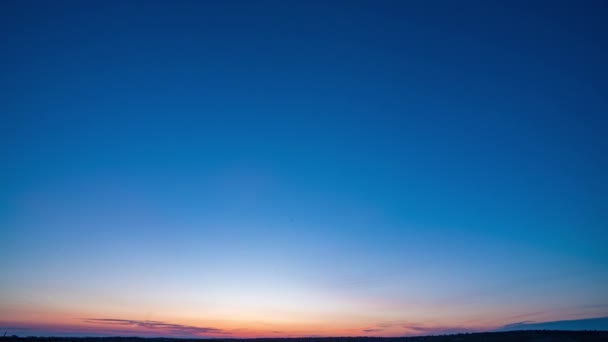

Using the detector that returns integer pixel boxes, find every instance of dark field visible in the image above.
[3,332,608,342]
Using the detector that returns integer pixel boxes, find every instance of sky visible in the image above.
[1,0,607,338]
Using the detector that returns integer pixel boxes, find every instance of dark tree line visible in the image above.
[2,331,608,342]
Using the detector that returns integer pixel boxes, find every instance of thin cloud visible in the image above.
[402,323,474,336]
[360,321,474,336]
[497,316,608,331]
[500,321,534,329]
[83,318,230,336]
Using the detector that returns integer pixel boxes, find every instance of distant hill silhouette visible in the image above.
[2,331,608,342]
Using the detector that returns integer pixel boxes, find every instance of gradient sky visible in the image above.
[1,0,607,338]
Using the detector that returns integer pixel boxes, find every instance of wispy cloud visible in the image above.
[497,316,608,331]
[361,321,474,336]
[83,318,229,336]
[402,323,472,336]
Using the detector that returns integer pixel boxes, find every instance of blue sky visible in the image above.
[1,0,607,337]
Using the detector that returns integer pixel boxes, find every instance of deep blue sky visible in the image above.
[1,0,607,337]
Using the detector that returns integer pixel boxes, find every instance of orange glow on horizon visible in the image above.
[0,314,498,338]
